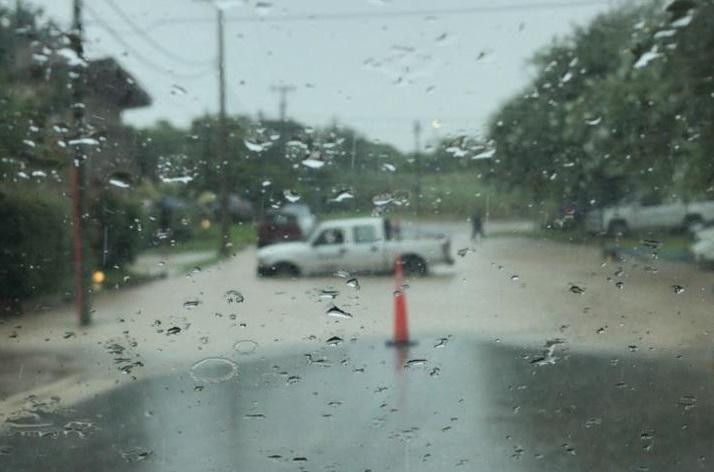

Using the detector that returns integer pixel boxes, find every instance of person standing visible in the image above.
[471,209,484,240]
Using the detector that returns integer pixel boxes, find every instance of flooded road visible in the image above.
[2,223,714,470]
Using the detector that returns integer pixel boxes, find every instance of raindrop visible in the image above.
[433,337,448,349]
[301,157,325,169]
[585,116,602,126]
[457,247,474,257]
[381,163,397,172]
[183,299,201,309]
[677,395,697,410]
[286,375,301,385]
[615,281,624,290]
[333,270,350,279]
[405,358,427,367]
[584,417,602,428]
[672,284,685,294]
[332,190,354,203]
[284,190,301,203]
[108,177,130,189]
[166,326,181,335]
[372,193,393,206]
[244,413,265,419]
[190,358,238,384]
[120,447,153,463]
[244,139,270,152]
[327,305,352,319]
[569,284,585,294]
[170,84,187,95]
[510,275,520,281]
[472,148,495,160]
[319,289,340,300]
[225,290,245,304]
[234,340,258,354]
[346,278,360,289]
[326,336,343,346]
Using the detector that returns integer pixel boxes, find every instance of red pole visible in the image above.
[392,256,409,345]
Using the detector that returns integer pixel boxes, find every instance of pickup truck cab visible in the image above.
[585,194,714,235]
[257,217,454,276]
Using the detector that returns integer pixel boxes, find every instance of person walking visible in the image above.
[471,209,484,240]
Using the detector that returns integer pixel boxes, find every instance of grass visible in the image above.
[146,223,257,256]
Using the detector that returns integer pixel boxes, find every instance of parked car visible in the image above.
[585,194,714,235]
[691,227,714,267]
[257,203,316,248]
[281,203,316,236]
[258,210,304,248]
[256,217,454,276]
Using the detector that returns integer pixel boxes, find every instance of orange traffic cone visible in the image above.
[388,255,414,347]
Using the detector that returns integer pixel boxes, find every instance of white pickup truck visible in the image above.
[256,217,454,276]
[585,195,714,235]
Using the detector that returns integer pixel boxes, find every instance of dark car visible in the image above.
[257,210,304,247]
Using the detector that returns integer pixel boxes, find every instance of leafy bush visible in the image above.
[0,191,70,303]
[90,191,149,268]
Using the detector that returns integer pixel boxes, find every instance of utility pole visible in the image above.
[270,84,296,121]
[216,7,230,256]
[70,0,91,326]
[413,119,422,221]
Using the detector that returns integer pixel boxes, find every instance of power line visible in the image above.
[84,3,214,80]
[101,0,214,66]
[145,0,611,29]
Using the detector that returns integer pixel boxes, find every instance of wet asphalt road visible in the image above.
[2,336,713,471]
[2,222,714,470]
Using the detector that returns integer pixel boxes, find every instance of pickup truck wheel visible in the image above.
[607,220,628,237]
[401,255,427,276]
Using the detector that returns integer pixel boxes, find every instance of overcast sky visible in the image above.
[25,0,617,150]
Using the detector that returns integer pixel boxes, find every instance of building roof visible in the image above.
[85,57,151,110]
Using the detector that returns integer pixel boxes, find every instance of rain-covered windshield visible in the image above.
[2,1,714,471]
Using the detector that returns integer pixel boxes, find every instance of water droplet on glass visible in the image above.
[615,281,624,290]
[234,340,258,354]
[677,395,697,410]
[284,190,301,203]
[120,447,153,463]
[405,358,427,367]
[108,177,131,189]
[183,299,201,309]
[672,284,685,294]
[331,190,354,202]
[326,336,343,346]
[319,289,340,300]
[301,157,325,169]
[457,247,474,257]
[569,284,585,294]
[434,337,448,348]
[346,278,360,289]
[326,305,352,319]
[166,326,181,335]
[190,357,238,384]
[224,290,245,304]
[510,275,519,281]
